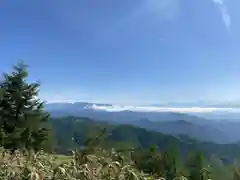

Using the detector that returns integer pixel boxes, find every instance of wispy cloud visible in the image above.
[212,0,231,32]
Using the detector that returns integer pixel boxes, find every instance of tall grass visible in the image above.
[0,146,190,180]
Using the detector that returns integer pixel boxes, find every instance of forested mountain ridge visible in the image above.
[51,116,240,164]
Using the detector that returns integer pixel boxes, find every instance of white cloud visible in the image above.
[88,104,235,113]
[212,0,231,32]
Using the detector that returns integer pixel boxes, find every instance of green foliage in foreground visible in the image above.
[0,146,210,180]
[0,142,239,180]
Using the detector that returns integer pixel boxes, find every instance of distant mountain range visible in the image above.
[152,101,240,108]
[52,116,240,164]
[45,102,240,144]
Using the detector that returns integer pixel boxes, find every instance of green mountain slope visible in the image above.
[51,116,240,163]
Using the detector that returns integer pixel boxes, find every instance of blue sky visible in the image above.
[0,0,240,105]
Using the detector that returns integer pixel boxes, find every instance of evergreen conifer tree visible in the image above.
[0,61,52,152]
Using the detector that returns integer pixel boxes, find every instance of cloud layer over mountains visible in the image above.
[89,104,238,113]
